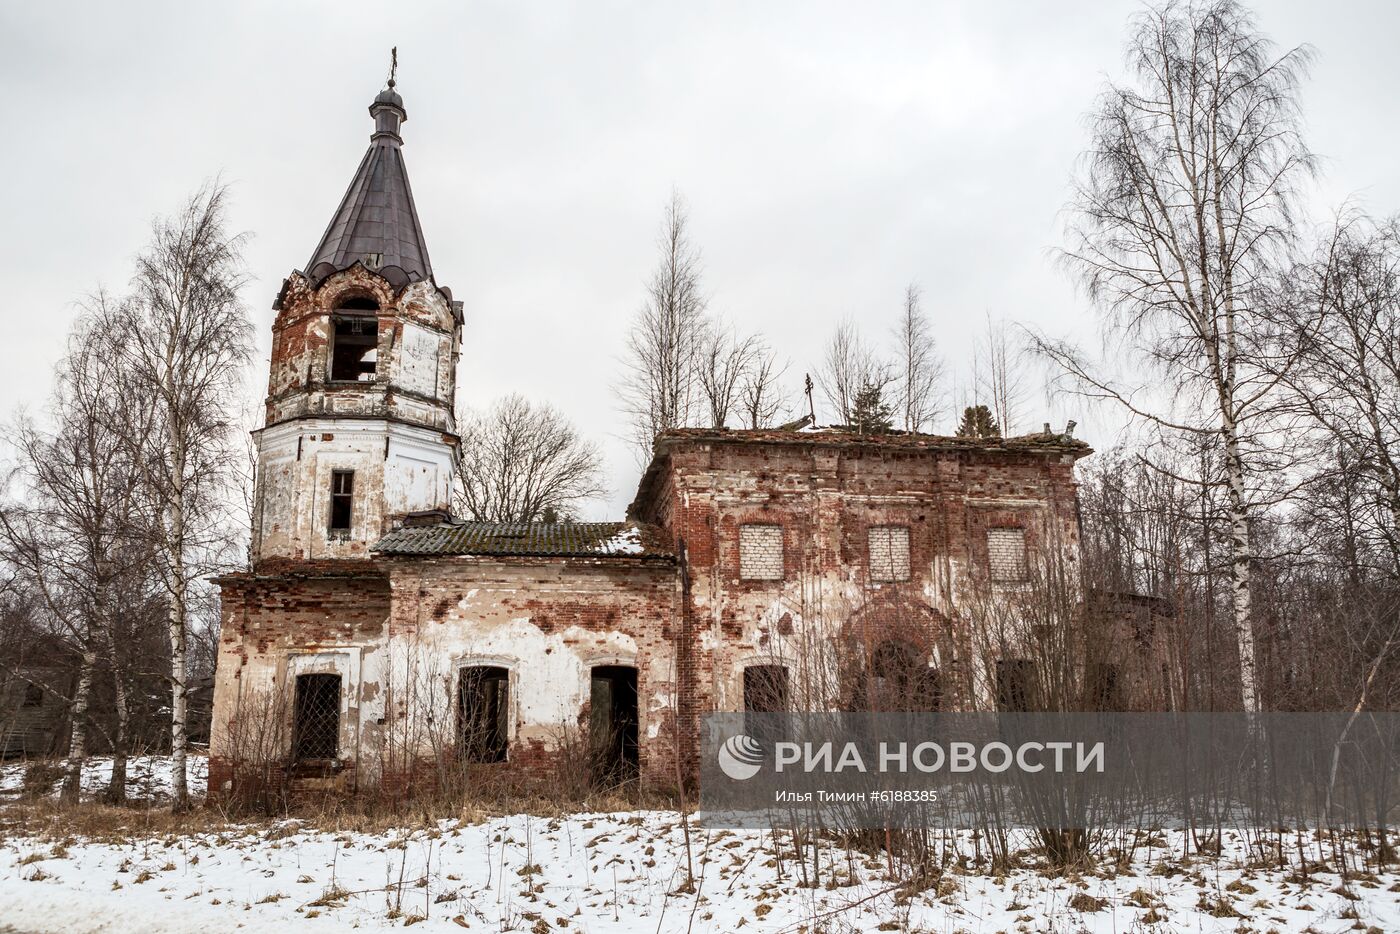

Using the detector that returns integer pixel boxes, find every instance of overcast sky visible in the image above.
[2,1,1397,519]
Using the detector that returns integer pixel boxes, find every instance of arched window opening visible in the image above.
[864,641,940,712]
[330,296,380,381]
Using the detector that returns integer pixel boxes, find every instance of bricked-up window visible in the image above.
[868,525,911,582]
[458,666,509,763]
[987,527,1028,582]
[739,524,784,580]
[329,470,354,534]
[330,308,379,381]
[292,673,341,761]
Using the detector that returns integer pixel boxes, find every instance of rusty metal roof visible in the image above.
[372,521,674,560]
[305,83,433,288]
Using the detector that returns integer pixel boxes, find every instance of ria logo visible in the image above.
[717,734,765,781]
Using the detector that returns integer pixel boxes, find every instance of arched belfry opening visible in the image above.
[329,294,380,382]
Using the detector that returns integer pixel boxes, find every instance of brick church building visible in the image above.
[208,79,1122,798]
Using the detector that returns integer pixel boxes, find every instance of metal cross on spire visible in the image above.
[388,46,398,88]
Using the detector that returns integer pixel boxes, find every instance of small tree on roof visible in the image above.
[956,404,1001,439]
[850,381,895,434]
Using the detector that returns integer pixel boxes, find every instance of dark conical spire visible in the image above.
[305,57,433,288]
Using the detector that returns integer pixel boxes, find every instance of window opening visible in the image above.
[458,666,509,762]
[292,673,341,761]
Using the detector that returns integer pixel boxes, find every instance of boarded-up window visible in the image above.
[293,673,341,761]
[458,666,509,763]
[987,527,1028,581]
[868,526,911,582]
[739,524,783,580]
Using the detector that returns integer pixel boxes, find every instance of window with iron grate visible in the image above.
[293,673,341,761]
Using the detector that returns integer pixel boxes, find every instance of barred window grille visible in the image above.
[868,526,911,582]
[293,673,341,761]
[739,524,784,580]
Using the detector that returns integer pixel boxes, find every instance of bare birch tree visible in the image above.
[817,320,891,426]
[122,182,253,808]
[893,284,945,432]
[1038,0,1315,712]
[972,314,1026,437]
[736,342,791,429]
[453,394,607,522]
[619,190,707,458]
[0,297,152,803]
[1284,215,1400,573]
[696,324,763,429]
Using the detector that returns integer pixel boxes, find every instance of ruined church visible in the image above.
[208,80,1115,798]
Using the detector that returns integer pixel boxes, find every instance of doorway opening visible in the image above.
[458,666,509,763]
[589,665,638,785]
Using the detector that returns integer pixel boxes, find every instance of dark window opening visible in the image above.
[330,312,379,381]
[329,470,354,534]
[744,664,790,742]
[743,665,789,713]
[996,659,1037,712]
[863,641,940,712]
[590,665,638,786]
[1084,662,1122,711]
[293,673,341,762]
[21,682,43,708]
[458,666,509,763]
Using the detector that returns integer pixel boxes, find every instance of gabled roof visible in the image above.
[305,83,433,288]
[372,521,674,561]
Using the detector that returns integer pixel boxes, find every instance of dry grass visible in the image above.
[0,781,678,844]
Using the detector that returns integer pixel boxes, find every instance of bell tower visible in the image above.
[251,71,462,561]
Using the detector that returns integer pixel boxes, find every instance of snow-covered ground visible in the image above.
[3,814,1396,932]
[0,755,208,804]
[1,758,1396,932]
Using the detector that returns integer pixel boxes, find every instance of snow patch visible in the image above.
[598,525,644,555]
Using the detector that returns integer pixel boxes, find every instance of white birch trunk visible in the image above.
[60,650,96,805]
